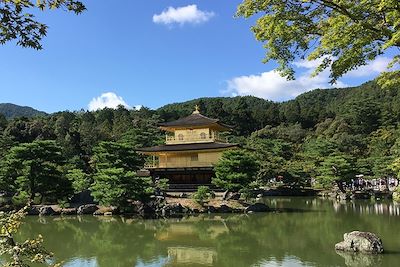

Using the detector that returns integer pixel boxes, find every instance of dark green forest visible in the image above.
[1,80,400,205]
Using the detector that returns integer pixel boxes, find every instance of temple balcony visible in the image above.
[144,161,215,169]
[165,132,227,144]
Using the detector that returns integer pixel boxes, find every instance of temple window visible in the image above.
[191,154,199,161]
[200,132,206,139]
[178,134,184,141]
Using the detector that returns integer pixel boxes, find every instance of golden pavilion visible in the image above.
[137,106,237,188]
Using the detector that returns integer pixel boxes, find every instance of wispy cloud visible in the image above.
[225,56,391,101]
[88,92,130,111]
[153,5,215,26]
[343,56,393,77]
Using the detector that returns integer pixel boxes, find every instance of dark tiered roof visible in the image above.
[159,113,232,130]
[137,142,238,153]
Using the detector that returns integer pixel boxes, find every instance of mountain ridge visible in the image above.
[0,103,47,119]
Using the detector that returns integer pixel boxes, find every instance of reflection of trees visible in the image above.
[19,216,166,267]
[17,198,400,267]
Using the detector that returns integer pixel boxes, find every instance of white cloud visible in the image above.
[153,5,214,26]
[88,92,130,111]
[344,56,393,77]
[134,105,143,110]
[226,56,392,101]
[226,70,339,102]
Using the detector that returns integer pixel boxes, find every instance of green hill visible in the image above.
[0,103,47,119]
[157,81,394,135]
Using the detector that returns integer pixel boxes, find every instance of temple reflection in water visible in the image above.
[167,247,217,266]
[19,198,400,267]
[155,218,227,266]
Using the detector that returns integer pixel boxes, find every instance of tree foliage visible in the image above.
[191,186,213,204]
[212,149,259,192]
[90,141,152,208]
[315,154,355,188]
[0,0,86,49]
[91,168,152,207]
[0,103,46,120]
[0,140,71,203]
[1,81,400,196]
[236,0,400,87]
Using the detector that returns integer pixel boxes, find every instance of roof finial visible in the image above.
[193,105,200,114]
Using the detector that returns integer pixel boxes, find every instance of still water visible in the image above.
[19,198,400,267]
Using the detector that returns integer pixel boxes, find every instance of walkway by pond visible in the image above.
[19,197,400,267]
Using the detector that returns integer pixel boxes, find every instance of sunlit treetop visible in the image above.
[236,0,400,88]
[0,0,85,49]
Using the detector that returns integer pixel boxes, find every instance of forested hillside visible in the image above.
[1,80,400,204]
[159,81,400,134]
[0,103,47,119]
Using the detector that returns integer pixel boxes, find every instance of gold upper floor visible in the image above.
[165,128,227,144]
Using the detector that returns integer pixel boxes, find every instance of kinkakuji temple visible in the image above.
[137,106,238,189]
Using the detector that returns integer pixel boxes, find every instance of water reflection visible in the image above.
[18,198,400,267]
[265,197,400,216]
[335,251,383,267]
[331,200,400,216]
[167,247,217,266]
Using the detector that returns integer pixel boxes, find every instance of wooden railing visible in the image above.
[144,161,215,169]
[165,132,227,144]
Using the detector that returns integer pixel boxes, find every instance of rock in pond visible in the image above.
[61,208,77,215]
[335,231,384,254]
[39,206,57,216]
[77,204,99,215]
[245,203,269,213]
[132,201,156,215]
[162,203,183,215]
[217,204,233,213]
[207,205,217,213]
[27,206,40,215]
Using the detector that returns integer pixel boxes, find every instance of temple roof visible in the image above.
[158,111,232,131]
[137,142,238,153]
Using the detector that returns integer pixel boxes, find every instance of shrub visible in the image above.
[192,186,213,204]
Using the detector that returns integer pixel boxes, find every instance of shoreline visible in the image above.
[0,187,394,217]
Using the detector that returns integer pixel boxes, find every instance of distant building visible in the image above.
[137,106,238,189]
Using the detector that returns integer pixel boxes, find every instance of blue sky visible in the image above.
[0,0,394,113]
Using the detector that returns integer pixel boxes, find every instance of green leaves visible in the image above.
[0,140,72,203]
[0,0,86,49]
[66,168,91,193]
[212,149,259,191]
[0,207,57,267]
[90,141,153,208]
[236,0,400,86]
[316,153,355,187]
[191,186,213,204]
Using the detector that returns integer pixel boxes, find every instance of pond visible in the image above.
[19,197,400,267]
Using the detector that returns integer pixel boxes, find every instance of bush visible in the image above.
[393,187,400,203]
[192,186,213,204]
[11,192,30,207]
